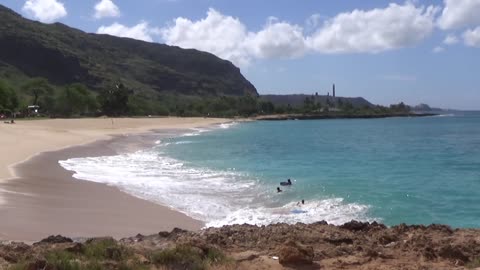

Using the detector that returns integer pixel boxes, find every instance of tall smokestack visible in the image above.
[333,84,336,98]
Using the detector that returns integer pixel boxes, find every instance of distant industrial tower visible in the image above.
[333,84,336,98]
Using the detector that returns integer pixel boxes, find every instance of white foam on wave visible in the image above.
[59,147,374,227]
[219,122,238,129]
[182,128,209,137]
[59,150,259,222]
[182,122,238,137]
[434,113,455,117]
[206,199,374,227]
[173,141,193,145]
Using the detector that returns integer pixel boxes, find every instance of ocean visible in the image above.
[60,112,480,228]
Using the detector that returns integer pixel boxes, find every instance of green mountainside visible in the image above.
[0,4,415,118]
[0,5,257,98]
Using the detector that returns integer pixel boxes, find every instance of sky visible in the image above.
[1,0,480,109]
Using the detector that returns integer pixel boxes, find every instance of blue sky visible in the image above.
[2,0,480,109]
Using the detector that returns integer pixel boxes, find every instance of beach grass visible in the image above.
[150,245,231,270]
[8,239,143,270]
[8,240,232,270]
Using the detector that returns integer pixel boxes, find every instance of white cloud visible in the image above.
[433,46,445,53]
[161,8,252,67]
[97,22,154,42]
[94,0,120,19]
[306,3,438,54]
[161,10,308,67]
[463,27,480,47]
[156,3,440,67]
[438,0,480,30]
[22,0,67,23]
[443,34,459,45]
[246,18,307,59]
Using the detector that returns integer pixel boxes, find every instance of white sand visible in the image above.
[0,117,228,181]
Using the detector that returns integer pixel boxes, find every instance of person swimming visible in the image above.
[277,187,283,193]
[280,179,292,186]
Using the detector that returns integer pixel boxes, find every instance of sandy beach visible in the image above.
[0,117,228,241]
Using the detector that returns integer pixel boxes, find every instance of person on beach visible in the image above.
[277,187,282,193]
[297,200,305,206]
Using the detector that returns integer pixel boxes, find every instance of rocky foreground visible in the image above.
[1,221,480,270]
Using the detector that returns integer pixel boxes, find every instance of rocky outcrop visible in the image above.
[1,222,480,269]
[34,235,73,245]
[277,240,314,265]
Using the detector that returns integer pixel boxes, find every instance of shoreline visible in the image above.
[255,112,437,121]
[0,117,229,242]
[0,117,229,182]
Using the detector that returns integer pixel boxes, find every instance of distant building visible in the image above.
[333,84,336,98]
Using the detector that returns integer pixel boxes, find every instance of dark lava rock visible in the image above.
[324,236,354,245]
[340,221,371,232]
[65,243,84,253]
[427,224,454,234]
[422,247,437,261]
[158,231,170,238]
[135,234,145,242]
[34,235,73,245]
[437,245,469,262]
[171,228,188,235]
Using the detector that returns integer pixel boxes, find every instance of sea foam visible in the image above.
[59,151,373,226]
[59,122,374,226]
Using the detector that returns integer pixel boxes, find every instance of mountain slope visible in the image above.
[0,5,257,97]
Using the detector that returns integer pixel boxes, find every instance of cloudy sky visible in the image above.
[2,0,480,109]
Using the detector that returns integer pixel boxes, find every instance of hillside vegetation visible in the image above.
[0,5,257,97]
[0,4,418,118]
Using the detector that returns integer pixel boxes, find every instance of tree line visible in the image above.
[0,77,411,119]
[0,77,277,118]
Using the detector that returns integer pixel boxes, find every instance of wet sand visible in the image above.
[0,118,228,241]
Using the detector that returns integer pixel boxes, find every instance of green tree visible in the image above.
[98,83,132,116]
[389,102,410,113]
[22,77,54,106]
[0,80,19,112]
[259,100,275,114]
[238,94,258,116]
[56,84,98,116]
[303,97,314,113]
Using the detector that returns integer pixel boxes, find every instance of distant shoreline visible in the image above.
[255,113,437,121]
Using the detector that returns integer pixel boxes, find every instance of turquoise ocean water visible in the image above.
[60,112,480,228]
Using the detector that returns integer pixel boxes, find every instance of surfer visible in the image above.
[280,179,292,186]
[277,187,283,193]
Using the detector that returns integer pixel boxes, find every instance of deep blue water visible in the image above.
[162,113,480,227]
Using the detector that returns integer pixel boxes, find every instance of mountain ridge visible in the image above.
[0,4,257,97]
